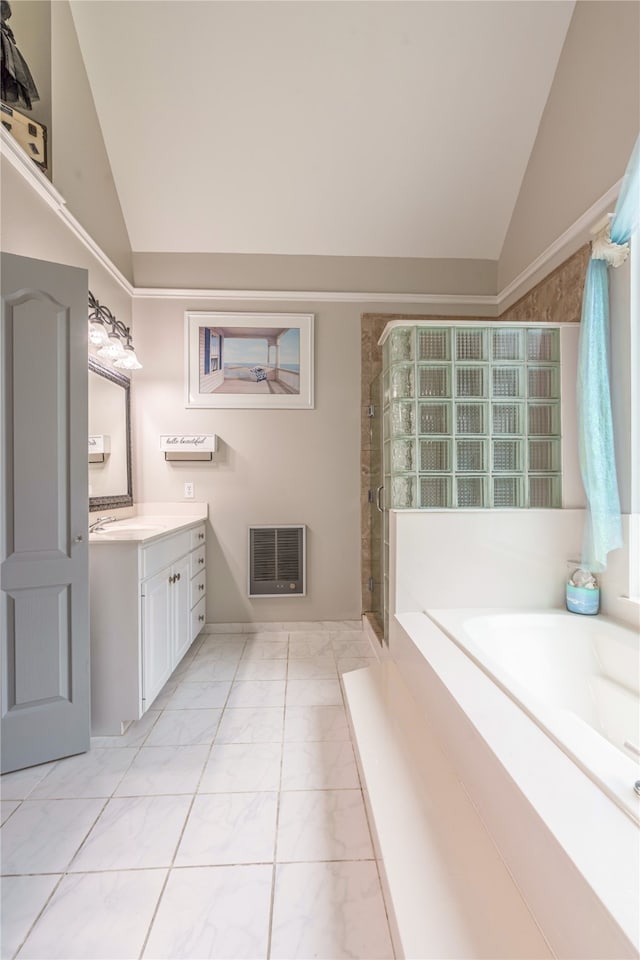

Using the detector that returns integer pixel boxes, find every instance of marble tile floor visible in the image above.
[0,623,395,960]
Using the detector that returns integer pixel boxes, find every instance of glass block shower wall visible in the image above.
[383,326,562,509]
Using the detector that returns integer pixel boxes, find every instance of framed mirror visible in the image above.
[88,357,133,510]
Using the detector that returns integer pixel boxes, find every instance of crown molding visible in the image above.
[0,127,135,298]
[132,286,498,307]
[1,123,68,210]
[496,180,622,311]
[2,127,621,311]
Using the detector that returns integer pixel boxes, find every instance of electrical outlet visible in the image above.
[184,481,194,499]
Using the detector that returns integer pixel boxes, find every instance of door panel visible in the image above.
[1,252,89,773]
[10,586,70,704]
[141,569,172,709]
[9,296,70,558]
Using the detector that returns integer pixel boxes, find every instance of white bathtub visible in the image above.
[425,608,640,822]
[391,607,640,957]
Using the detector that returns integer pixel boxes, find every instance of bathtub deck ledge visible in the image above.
[343,660,553,960]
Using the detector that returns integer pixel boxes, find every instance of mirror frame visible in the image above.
[89,356,133,511]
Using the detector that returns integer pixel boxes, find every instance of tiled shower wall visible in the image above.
[360,243,590,620]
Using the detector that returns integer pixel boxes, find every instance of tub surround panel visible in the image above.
[598,514,640,629]
[390,509,585,617]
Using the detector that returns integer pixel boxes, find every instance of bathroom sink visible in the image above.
[89,516,201,540]
[94,526,165,539]
[91,518,169,538]
[105,520,167,531]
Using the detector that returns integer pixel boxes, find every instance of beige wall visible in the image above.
[133,297,360,622]
[499,1,640,290]
[51,1,133,281]
[4,0,636,625]
[132,296,455,623]
[133,252,497,297]
[0,153,496,625]
[0,157,131,325]
[5,1,133,279]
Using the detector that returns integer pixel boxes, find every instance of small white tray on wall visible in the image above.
[160,435,218,461]
[89,435,110,462]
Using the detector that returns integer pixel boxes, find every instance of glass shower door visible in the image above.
[368,373,387,643]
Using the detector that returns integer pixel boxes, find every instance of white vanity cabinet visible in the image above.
[90,520,207,735]
[141,553,191,708]
[189,526,207,645]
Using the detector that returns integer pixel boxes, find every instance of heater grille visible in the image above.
[248,526,306,597]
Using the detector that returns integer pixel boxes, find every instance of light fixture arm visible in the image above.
[88,290,142,369]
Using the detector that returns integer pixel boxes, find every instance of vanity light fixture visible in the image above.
[88,291,142,370]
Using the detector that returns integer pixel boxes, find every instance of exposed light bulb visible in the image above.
[97,333,127,360]
[88,321,109,346]
[114,348,143,370]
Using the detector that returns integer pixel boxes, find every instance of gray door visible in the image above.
[1,252,90,773]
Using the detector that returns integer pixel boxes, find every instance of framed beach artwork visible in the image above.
[185,312,314,409]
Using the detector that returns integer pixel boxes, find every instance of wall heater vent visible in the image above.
[248,525,306,597]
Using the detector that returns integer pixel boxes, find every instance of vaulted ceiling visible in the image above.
[70,1,575,261]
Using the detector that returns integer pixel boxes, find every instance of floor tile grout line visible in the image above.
[137,637,245,960]
[2,623,374,960]
[2,865,172,878]
[10,872,66,960]
[0,782,373,812]
[10,634,241,960]
[36,714,149,881]
[10,792,112,960]
[11,725,144,880]
[0,851,381,882]
[265,632,289,960]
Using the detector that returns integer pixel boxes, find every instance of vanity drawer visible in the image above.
[191,596,206,641]
[190,525,206,550]
[191,545,206,578]
[141,530,191,580]
[190,569,206,609]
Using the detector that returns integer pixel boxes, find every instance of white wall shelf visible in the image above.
[160,434,218,461]
[89,434,110,462]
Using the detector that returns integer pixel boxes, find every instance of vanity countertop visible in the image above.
[89,511,207,545]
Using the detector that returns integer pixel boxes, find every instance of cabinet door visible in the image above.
[172,554,192,665]
[141,568,173,709]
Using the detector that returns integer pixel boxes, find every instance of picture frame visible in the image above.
[185,311,314,409]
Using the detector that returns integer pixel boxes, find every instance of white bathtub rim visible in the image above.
[424,606,640,825]
[393,610,640,954]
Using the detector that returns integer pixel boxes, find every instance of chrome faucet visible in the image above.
[89,516,117,532]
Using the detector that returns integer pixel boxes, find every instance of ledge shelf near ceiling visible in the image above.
[160,435,218,462]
